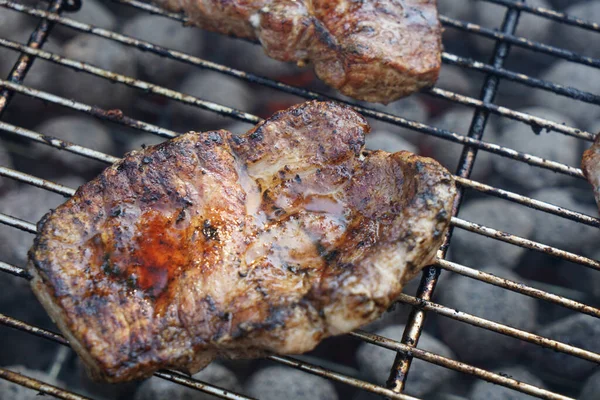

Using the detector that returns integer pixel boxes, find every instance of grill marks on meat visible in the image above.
[153,0,441,103]
[28,101,455,382]
[582,135,600,210]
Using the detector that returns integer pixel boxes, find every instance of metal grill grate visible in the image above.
[0,0,599,399]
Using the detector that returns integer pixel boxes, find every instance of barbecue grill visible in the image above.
[1,0,599,399]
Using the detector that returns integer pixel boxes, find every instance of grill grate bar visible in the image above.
[435,258,600,318]
[394,293,600,364]
[440,15,600,69]
[480,0,600,31]
[0,264,583,400]
[0,0,66,118]
[0,74,587,180]
[0,1,594,141]
[0,310,414,400]
[1,113,597,228]
[389,5,523,391]
[0,367,92,400]
[353,330,573,400]
[3,207,599,319]
[2,167,598,270]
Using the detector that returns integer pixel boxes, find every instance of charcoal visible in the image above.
[0,141,14,194]
[31,116,115,175]
[553,2,600,59]
[57,35,138,110]
[469,366,546,400]
[435,65,478,98]
[366,96,428,145]
[531,62,600,130]
[579,369,600,400]
[437,0,476,43]
[437,266,538,364]
[122,15,202,85]
[472,0,552,59]
[123,133,165,153]
[133,363,240,400]
[356,325,455,397]
[493,107,580,192]
[527,314,600,379]
[223,122,256,136]
[529,188,600,256]
[365,130,418,154]
[0,365,64,400]
[245,366,338,400]
[173,71,253,130]
[450,199,535,269]
[423,108,499,181]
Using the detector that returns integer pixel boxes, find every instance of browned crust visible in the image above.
[29,101,455,382]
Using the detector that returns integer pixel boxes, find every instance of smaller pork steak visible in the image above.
[28,101,455,382]
[582,135,600,209]
[152,0,442,104]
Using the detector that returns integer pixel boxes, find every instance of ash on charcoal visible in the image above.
[423,108,499,181]
[245,366,338,400]
[493,107,580,192]
[224,122,256,136]
[31,116,115,175]
[122,15,203,85]
[133,363,240,400]
[0,365,64,400]
[451,198,535,269]
[580,369,600,400]
[435,65,478,98]
[529,188,600,256]
[0,140,14,194]
[55,0,116,39]
[366,96,429,145]
[365,130,418,154]
[56,35,137,110]
[553,2,600,59]
[356,325,455,397]
[531,62,600,130]
[0,177,84,268]
[172,71,253,131]
[437,0,476,44]
[472,0,552,59]
[527,314,600,379]
[436,266,538,365]
[469,366,546,400]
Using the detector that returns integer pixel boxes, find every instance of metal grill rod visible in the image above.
[440,15,600,69]
[2,204,598,319]
[0,0,67,118]
[0,75,586,180]
[389,5,523,390]
[0,311,415,400]
[0,368,91,400]
[4,257,600,368]
[1,158,598,270]
[0,293,573,400]
[0,0,595,142]
[480,0,600,31]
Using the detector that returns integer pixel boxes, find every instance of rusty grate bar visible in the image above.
[387,4,524,392]
[0,0,72,118]
[0,1,594,141]
[0,367,91,400]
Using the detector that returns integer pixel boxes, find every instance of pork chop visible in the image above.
[28,101,455,382]
[582,135,600,209]
[151,0,442,104]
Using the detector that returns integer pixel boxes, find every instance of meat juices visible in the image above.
[152,0,442,104]
[28,101,455,382]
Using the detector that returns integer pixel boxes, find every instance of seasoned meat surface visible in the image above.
[153,0,441,103]
[28,101,455,382]
[582,135,600,209]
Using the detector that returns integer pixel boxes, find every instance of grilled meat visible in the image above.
[28,101,455,382]
[582,135,600,209]
[153,0,442,104]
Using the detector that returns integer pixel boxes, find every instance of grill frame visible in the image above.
[0,0,599,399]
